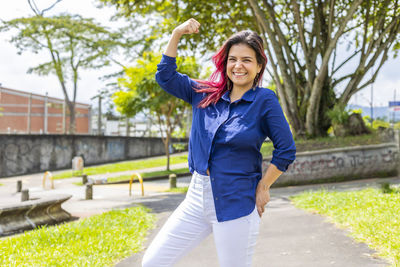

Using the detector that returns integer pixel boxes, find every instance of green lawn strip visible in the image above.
[53,154,188,179]
[0,206,155,266]
[164,186,189,193]
[261,132,382,158]
[294,132,384,152]
[107,167,190,183]
[290,188,400,266]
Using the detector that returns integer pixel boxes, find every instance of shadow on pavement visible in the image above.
[119,193,186,214]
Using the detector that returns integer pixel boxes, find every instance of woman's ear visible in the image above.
[257,64,262,73]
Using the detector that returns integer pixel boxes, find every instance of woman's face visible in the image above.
[226,43,262,91]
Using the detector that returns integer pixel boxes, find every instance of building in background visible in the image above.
[0,86,91,134]
[98,116,164,137]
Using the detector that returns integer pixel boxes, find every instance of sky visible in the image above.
[0,0,120,107]
[0,0,399,108]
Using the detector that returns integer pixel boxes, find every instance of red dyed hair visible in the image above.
[193,30,268,108]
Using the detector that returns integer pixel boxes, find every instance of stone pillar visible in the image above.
[17,180,22,192]
[86,184,93,200]
[82,174,88,184]
[169,174,177,189]
[21,189,29,202]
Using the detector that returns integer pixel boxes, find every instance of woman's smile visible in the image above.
[233,72,247,77]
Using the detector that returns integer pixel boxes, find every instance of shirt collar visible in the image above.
[221,90,231,102]
[221,86,258,103]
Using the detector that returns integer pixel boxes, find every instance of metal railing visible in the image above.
[129,173,144,197]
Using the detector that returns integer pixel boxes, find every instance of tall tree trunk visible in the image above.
[67,102,75,134]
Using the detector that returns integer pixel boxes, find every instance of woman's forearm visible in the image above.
[164,30,183,58]
[259,163,283,189]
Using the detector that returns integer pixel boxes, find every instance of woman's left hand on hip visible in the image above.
[255,184,270,218]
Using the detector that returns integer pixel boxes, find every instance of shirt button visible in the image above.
[215,197,219,200]
[211,178,215,181]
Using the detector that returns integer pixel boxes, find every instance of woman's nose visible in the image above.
[234,61,243,68]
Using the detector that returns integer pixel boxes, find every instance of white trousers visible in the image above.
[142,171,261,267]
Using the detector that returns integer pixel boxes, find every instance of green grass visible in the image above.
[294,132,384,152]
[53,154,188,179]
[107,167,190,183]
[290,187,400,266]
[261,132,383,157]
[164,186,189,193]
[260,142,274,157]
[0,206,155,266]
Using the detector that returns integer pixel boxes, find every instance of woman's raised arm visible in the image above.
[164,18,200,58]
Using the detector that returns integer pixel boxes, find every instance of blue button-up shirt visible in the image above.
[156,54,296,222]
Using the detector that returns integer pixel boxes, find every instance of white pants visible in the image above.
[142,171,261,267]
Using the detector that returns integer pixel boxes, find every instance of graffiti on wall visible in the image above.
[262,146,399,182]
[107,140,125,159]
[0,135,166,177]
[1,142,43,175]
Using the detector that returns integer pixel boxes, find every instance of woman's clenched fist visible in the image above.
[173,18,200,36]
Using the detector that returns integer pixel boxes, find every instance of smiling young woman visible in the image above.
[142,18,296,267]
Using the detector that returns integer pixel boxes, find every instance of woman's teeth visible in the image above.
[234,72,247,76]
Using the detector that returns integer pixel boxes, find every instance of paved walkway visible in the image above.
[1,163,398,266]
[116,176,399,267]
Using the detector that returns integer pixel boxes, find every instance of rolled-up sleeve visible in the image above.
[155,54,196,105]
[262,91,296,172]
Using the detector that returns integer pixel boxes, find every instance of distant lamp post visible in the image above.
[91,89,108,136]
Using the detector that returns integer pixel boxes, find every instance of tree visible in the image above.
[99,0,400,138]
[0,1,130,133]
[113,52,201,170]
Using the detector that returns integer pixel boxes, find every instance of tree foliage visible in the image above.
[0,10,130,133]
[114,52,201,169]
[99,0,400,138]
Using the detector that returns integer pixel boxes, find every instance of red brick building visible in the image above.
[0,86,91,134]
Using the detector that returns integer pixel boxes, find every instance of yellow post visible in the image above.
[42,171,54,189]
[129,173,144,197]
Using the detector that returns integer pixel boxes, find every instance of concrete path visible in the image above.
[116,177,400,267]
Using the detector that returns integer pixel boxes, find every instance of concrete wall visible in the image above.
[263,142,399,186]
[0,134,185,178]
